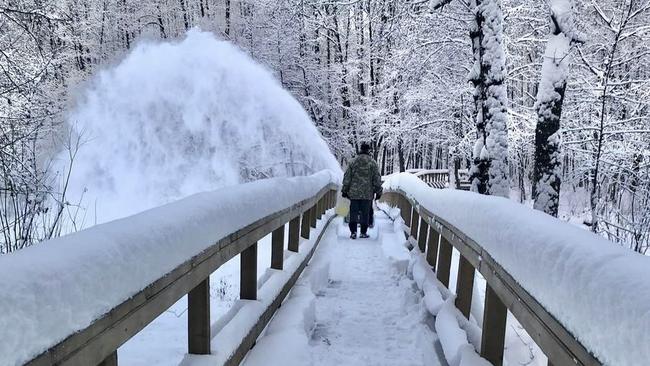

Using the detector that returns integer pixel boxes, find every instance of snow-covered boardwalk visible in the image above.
[3,171,650,366]
[309,214,443,366]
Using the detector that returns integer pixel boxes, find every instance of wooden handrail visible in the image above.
[26,184,339,366]
[380,189,601,366]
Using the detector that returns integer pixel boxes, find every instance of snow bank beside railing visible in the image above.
[0,170,338,366]
[384,173,650,365]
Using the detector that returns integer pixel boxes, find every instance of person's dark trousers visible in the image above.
[349,199,372,235]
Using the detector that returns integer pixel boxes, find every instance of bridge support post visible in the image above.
[301,209,311,240]
[417,217,428,252]
[481,284,507,366]
[436,236,453,287]
[188,278,211,355]
[455,255,475,319]
[410,209,419,240]
[426,226,440,270]
[289,216,300,252]
[98,351,117,366]
[310,204,317,228]
[271,225,285,270]
[241,242,258,300]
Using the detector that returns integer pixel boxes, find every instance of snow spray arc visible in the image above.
[60,29,340,224]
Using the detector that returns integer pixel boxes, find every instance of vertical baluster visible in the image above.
[288,216,300,252]
[426,226,440,269]
[455,255,475,319]
[309,204,317,228]
[417,217,428,252]
[436,236,452,287]
[403,197,412,226]
[480,284,507,366]
[410,208,419,239]
[240,243,258,300]
[300,208,311,240]
[271,225,285,270]
[188,278,210,354]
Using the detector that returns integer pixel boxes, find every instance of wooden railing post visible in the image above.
[455,255,475,319]
[481,284,507,366]
[426,226,440,269]
[240,243,257,300]
[436,235,453,287]
[188,278,211,355]
[271,225,285,270]
[300,209,311,240]
[317,197,323,220]
[404,199,412,227]
[410,208,419,239]
[417,217,428,252]
[288,216,300,252]
[309,204,317,228]
[98,351,117,366]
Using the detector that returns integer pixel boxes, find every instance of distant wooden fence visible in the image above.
[380,190,601,366]
[414,170,471,190]
[27,185,338,366]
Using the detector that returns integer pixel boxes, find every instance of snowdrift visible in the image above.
[384,173,650,365]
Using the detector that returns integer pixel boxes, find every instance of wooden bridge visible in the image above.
[1,171,646,366]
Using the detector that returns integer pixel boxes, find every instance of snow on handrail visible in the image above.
[382,172,649,366]
[0,171,339,366]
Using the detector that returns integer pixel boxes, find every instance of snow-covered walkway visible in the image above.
[309,212,444,366]
[243,209,446,366]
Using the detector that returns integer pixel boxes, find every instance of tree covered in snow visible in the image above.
[532,0,583,217]
[2,0,650,254]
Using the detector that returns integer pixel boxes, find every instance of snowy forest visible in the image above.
[2,0,650,255]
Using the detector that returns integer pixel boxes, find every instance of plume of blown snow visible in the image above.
[60,29,340,224]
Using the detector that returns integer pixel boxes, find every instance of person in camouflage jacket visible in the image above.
[342,142,382,239]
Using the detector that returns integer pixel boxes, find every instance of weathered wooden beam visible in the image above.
[271,225,285,270]
[436,235,453,288]
[97,352,117,366]
[426,226,440,270]
[188,278,210,355]
[240,242,258,300]
[417,217,428,252]
[455,255,475,319]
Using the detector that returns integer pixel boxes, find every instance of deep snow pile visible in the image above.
[0,172,335,366]
[60,29,340,223]
[384,173,650,365]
